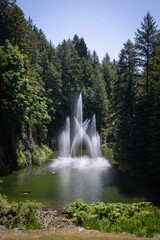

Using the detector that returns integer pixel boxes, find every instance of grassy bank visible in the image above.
[0,227,157,240]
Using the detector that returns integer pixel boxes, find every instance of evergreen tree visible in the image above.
[113,40,138,171]
[135,12,158,98]
[0,0,28,51]
[133,13,159,178]
[57,39,81,122]
[91,50,100,68]
[146,35,160,180]
[72,34,88,58]
[101,54,117,143]
[91,67,108,141]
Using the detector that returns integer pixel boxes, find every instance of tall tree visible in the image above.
[113,40,138,171]
[57,39,81,122]
[0,0,28,51]
[146,35,160,180]
[0,41,28,174]
[91,67,108,141]
[133,13,159,178]
[72,34,88,58]
[135,12,158,98]
[101,54,117,143]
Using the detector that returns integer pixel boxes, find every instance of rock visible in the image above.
[36,209,74,229]
[78,227,85,232]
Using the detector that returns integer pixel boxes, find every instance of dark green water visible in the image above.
[0,159,160,207]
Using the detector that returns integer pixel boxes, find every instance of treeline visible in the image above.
[0,0,160,182]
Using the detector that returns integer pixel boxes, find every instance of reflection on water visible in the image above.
[57,168,109,204]
[1,159,160,207]
[51,156,111,204]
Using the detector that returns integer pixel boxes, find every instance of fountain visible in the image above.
[52,93,110,168]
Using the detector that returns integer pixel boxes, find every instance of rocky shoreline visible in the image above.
[36,208,75,229]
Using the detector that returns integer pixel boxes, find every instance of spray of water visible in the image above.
[52,93,110,169]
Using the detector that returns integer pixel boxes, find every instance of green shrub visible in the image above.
[31,145,53,165]
[17,142,32,168]
[101,144,114,162]
[0,194,42,229]
[66,200,160,237]
[17,142,53,168]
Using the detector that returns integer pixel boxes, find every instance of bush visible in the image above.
[0,194,42,229]
[101,144,114,163]
[31,144,53,165]
[66,200,160,237]
[17,142,53,168]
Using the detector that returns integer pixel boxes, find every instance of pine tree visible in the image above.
[101,53,117,143]
[57,39,81,121]
[133,13,159,178]
[113,40,138,171]
[146,35,160,180]
[72,34,88,58]
[135,12,158,98]
[0,0,28,51]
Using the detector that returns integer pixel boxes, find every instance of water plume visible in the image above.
[53,93,109,169]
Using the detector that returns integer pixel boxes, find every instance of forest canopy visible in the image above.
[0,0,160,182]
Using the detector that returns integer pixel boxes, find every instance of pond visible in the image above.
[1,157,160,207]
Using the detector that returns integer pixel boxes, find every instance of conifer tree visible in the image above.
[73,34,88,58]
[113,40,138,171]
[135,12,158,98]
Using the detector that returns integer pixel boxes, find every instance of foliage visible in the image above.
[0,194,41,229]
[66,200,160,237]
[0,40,28,175]
[31,144,53,165]
[101,144,113,163]
[112,12,160,179]
[17,143,53,168]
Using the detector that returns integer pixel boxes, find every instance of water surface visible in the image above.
[1,158,160,207]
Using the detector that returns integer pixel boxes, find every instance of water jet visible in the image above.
[52,93,110,169]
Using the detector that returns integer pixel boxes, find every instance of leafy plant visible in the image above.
[0,194,42,229]
[66,200,160,237]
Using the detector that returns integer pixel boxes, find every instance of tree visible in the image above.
[57,39,81,122]
[0,41,28,174]
[133,13,160,178]
[0,0,28,51]
[135,12,158,98]
[91,67,108,142]
[91,50,100,68]
[72,34,88,58]
[113,40,138,171]
[145,35,160,180]
[39,40,62,147]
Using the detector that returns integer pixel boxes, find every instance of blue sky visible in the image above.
[16,0,160,61]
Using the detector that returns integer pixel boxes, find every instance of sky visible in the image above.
[16,0,160,61]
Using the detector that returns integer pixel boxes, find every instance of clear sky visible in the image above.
[16,0,160,61]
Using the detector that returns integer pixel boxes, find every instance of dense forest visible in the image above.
[0,0,160,182]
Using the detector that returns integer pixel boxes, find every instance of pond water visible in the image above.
[1,158,160,207]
